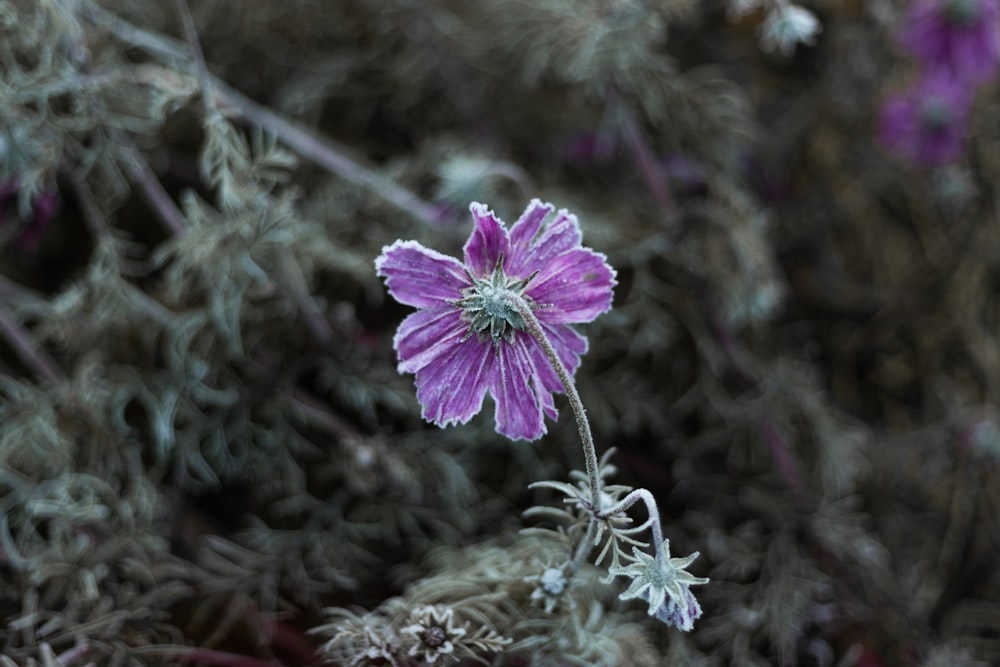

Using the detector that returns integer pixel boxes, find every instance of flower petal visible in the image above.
[394,307,467,374]
[464,202,511,277]
[644,578,667,615]
[491,339,545,441]
[528,249,616,323]
[376,240,469,308]
[653,588,702,631]
[515,332,558,421]
[508,199,554,258]
[524,323,587,397]
[506,208,582,278]
[413,335,495,427]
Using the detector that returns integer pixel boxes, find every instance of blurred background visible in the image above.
[1,1,999,665]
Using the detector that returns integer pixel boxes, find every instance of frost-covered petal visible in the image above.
[376,240,469,308]
[414,336,495,427]
[465,203,511,277]
[528,249,616,323]
[516,332,558,421]
[508,199,555,258]
[491,339,544,440]
[526,323,587,397]
[534,371,558,421]
[396,308,495,427]
[394,307,467,374]
[506,209,582,278]
[619,574,652,603]
[652,587,703,631]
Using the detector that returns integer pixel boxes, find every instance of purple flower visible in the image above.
[611,541,709,632]
[899,0,1000,84]
[375,200,616,441]
[877,74,972,167]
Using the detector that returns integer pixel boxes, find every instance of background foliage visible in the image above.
[1,0,998,665]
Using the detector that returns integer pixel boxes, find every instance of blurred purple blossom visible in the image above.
[899,0,1000,83]
[559,131,619,166]
[375,200,615,441]
[877,74,972,168]
[0,178,59,252]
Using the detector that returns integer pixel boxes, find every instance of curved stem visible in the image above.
[597,488,665,562]
[505,295,602,511]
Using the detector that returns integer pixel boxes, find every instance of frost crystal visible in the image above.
[375,199,616,441]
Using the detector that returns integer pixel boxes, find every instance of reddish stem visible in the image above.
[177,648,285,667]
[761,417,803,489]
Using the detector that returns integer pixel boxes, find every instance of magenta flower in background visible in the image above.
[877,74,972,167]
[375,200,616,441]
[899,0,1000,83]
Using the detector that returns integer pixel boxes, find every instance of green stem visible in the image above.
[505,295,602,511]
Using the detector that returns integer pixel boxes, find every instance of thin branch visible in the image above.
[0,275,47,309]
[79,0,443,227]
[116,136,186,235]
[212,86,443,226]
[64,165,107,237]
[0,304,63,382]
[608,84,677,228]
[172,0,217,117]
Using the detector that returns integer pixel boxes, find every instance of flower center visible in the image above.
[423,626,447,648]
[455,255,538,347]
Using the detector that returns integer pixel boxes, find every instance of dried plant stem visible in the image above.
[136,646,283,667]
[64,166,107,238]
[0,305,63,382]
[79,0,442,226]
[0,275,46,309]
[212,87,443,226]
[289,386,359,439]
[761,417,803,489]
[712,314,805,489]
[55,644,90,667]
[609,84,676,227]
[172,0,216,116]
[113,138,335,343]
[116,137,186,235]
[506,295,602,510]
